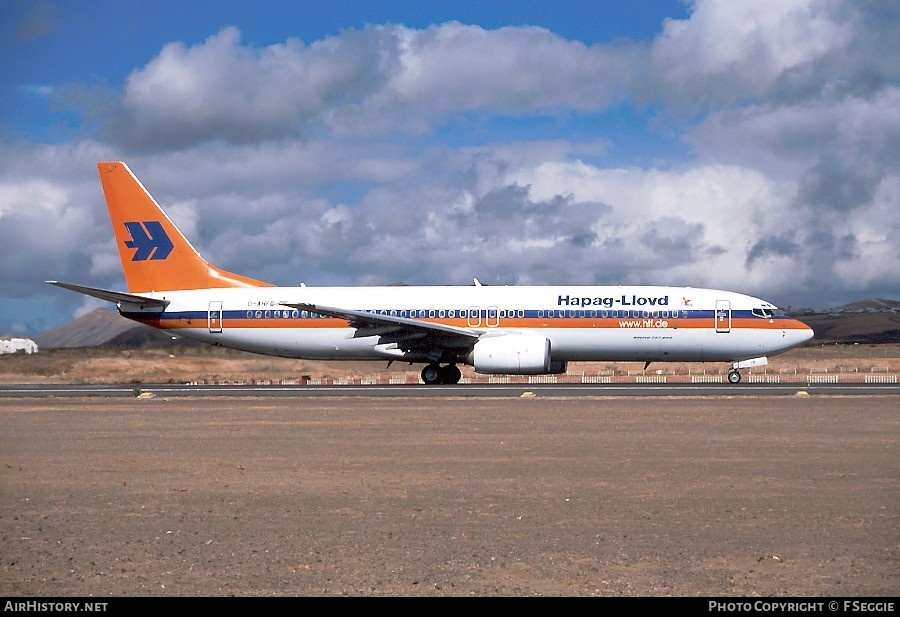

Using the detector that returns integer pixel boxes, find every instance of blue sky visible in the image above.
[1,0,898,337]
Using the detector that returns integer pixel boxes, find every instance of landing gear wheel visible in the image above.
[439,364,462,385]
[421,363,461,385]
[421,363,441,385]
[728,369,742,384]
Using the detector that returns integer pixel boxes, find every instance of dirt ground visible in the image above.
[0,393,897,597]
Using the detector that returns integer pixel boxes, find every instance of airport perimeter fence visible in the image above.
[186,365,898,386]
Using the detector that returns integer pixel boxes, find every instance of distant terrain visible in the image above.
[31,307,177,349]
[791,299,900,344]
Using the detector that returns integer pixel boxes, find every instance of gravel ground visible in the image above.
[1,394,897,597]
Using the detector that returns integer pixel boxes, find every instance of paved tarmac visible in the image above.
[1,393,897,597]
[1,381,897,398]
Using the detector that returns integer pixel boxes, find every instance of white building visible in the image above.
[0,338,38,354]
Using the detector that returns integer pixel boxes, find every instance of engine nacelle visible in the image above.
[469,334,566,375]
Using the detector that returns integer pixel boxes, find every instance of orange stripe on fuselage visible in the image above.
[133,316,811,331]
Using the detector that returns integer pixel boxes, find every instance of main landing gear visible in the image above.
[421,363,462,385]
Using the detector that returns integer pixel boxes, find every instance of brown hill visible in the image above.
[102,325,203,349]
[834,298,900,311]
[33,308,139,348]
[799,312,900,344]
[34,308,202,350]
[794,298,900,344]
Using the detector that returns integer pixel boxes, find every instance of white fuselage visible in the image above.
[120,284,814,367]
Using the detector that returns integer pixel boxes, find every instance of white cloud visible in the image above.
[686,87,900,178]
[503,160,796,290]
[114,22,640,148]
[828,173,900,293]
[383,22,636,113]
[0,179,67,218]
[119,26,388,146]
[648,0,858,106]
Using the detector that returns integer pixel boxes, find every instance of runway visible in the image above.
[1,392,896,597]
[1,381,898,397]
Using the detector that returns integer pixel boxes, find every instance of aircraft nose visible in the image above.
[794,321,815,344]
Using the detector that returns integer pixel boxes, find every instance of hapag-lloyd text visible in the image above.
[558,294,669,308]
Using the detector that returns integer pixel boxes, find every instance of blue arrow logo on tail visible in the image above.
[123,221,174,261]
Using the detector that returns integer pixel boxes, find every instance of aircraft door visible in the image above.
[468,306,481,327]
[715,299,731,333]
[486,306,499,327]
[209,300,223,333]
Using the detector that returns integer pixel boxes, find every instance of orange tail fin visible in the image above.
[97,162,274,293]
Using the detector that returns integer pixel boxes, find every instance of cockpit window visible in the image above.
[752,307,784,318]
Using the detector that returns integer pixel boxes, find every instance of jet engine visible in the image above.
[468,334,566,375]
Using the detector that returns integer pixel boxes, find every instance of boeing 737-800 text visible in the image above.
[49,162,814,384]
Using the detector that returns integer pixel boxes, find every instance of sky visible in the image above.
[1,0,898,337]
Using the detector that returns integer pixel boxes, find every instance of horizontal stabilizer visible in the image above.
[46,281,169,309]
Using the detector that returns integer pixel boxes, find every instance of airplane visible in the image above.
[48,162,814,385]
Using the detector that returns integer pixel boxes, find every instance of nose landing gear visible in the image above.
[727,357,768,384]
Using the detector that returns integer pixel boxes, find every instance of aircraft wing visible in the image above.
[47,281,170,309]
[281,301,480,350]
